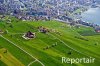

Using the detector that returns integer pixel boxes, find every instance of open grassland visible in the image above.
[0,17,100,66]
[0,37,35,66]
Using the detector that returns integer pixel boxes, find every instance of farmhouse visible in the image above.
[95,27,100,33]
[38,26,49,33]
[95,29,100,33]
[22,31,36,39]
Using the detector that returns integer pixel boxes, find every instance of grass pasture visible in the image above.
[0,17,100,66]
[0,48,24,66]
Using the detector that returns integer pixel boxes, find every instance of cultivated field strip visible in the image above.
[0,35,45,66]
[49,33,91,58]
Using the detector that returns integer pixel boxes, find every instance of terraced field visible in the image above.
[0,17,100,66]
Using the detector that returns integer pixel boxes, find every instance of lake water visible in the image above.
[81,7,100,25]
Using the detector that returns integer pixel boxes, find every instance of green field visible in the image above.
[0,48,24,66]
[0,17,100,66]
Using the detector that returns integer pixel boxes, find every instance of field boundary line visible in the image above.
[28,60,37,66]
[0,35,45,66]
[49,33,92,57]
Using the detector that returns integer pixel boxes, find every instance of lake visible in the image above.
[81,7,100,25]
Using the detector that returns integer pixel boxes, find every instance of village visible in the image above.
[0,0,100,33]
[0,14,100,46]
[0,0,100,66]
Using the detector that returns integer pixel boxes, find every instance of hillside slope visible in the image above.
[0,17,100,66]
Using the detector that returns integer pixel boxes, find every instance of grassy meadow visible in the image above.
[0,17,100,66]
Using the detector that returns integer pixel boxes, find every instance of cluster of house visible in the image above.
[16,15,33,21]
[22,26,49,40]
[77,19,100,33]
[38,26,49,34]
[15,15,51,21]
[57,15,72,22]
[57,15,100,33]
[0,0,95,18]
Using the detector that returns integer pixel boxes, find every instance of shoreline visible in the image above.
[72,7,100,29]
[77,7,100,25]
[55,7,100,32]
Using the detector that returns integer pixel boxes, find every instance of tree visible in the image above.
[9,24,13,28]
[4,30,8,34]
